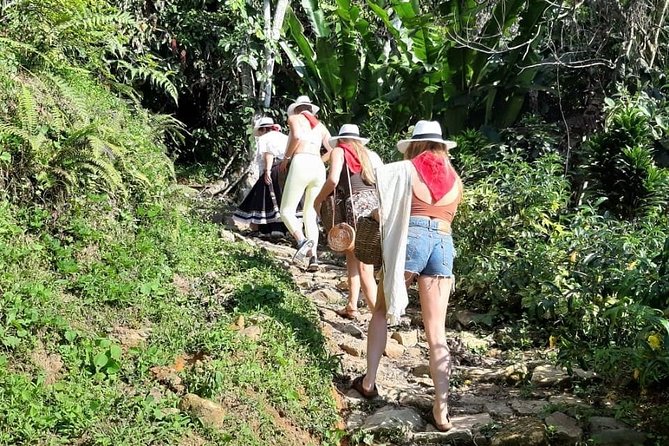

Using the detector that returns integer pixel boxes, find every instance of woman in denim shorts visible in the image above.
[351,121,462,432]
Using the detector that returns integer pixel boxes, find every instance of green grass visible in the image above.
[0,195,342,445]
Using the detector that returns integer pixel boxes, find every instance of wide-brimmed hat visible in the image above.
[253,117,280,136]
[328,124,370,147]
[287,95,320,116]
[396,120,457,153]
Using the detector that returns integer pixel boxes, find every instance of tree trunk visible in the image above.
[261,0,290,109]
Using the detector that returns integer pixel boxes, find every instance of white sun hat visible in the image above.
[252,117,280,136]
[328,124,370,147]
[286,95,320,116]
[396,120,457,153]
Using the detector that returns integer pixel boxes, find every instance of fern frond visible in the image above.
[115,60,179,105]
[0,37,52,66]
[42,73,89,122]
[81,156,127,198]
[88,134,126,160]
[17,86,38,136]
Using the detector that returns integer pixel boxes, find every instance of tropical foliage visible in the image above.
[0,1,340,444]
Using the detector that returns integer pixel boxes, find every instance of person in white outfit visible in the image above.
[280,96,332,271]
[233,117,296,236]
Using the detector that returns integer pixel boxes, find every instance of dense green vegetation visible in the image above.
[0,1,339,444]
[2,0,669,442]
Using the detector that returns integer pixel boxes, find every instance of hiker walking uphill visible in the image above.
[314,124,383,319]
[233,117,295,237]
[280,95,333,272]
[352,120,463,433]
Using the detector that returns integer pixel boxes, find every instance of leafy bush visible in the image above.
[455,113,669,387]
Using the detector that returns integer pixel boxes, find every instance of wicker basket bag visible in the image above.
[327,222,355,251]
[354,216,382,266]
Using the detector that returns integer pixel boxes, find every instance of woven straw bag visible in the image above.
[354,216,382,266]
[321,194,345,234]
[326,159,357,252]
[327,222,355,252]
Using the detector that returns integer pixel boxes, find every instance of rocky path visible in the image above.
[232,231,649,446]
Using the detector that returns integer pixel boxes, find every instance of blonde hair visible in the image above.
[403,141,448,160]
[340,138,376,185]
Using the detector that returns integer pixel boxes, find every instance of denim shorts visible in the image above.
[405,217,455,277]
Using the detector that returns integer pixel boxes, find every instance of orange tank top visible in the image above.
[410,183,462,223]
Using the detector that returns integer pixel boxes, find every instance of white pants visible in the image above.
[280,153,326,255]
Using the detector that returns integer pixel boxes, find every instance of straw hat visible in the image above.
[328,124,370,147]
[287,95,320,116]
[396,120,456,153]
[253,117,280,136]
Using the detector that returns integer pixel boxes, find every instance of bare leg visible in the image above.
[418,275,452,427]
[343,250,361,313]
[362,274,387,392]
[358,260,377,310]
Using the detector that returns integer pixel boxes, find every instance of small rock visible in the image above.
[239,325,262,341]
[531,364,570,387]
[504,363,528,383]
[362,406,424,434]
[340,341,364,357]
[308,288,342,304]
[573,368,598,381]
[457,332,491,352]
[150,365,185,393]
[219,229,236,243]
[485,401,514,417]
[491,417,547,446]
[412,364,431,378]
[384,339,405,358]
[391,330,418,347]
[335,322,365,339]
[399,393,432,411]
[335,279,348,291]
[453,310,481,328]
[406,347,423,358]
[179,394,226,429]
[545,412,582,444]
[548,394,587,407]
[418,413,493,444]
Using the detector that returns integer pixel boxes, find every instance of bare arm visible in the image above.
[320,125,334,163]
[280,115,304,172]
[263,152,274,184]
[314,147,344,212]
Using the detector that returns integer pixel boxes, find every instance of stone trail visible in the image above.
[235,231,648,446]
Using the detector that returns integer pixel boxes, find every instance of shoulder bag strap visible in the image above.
[343,157,357,230]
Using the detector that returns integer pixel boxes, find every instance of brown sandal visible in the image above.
[429,410,452,432]
[351,375,378,399]
[336,307,359,320]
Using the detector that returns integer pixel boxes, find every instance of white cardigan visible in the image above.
[375,161,413,324]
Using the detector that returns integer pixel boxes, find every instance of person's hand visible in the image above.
[370,208,380,222]
[264,170,272,185]
[279,158,290,173]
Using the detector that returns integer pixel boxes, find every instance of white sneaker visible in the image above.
[292,239,314,263]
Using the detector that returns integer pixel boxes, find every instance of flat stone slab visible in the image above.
[590,429,647,445]
[362,406,425,433]
[531,364,570,387]
[511,399,548,415]
[545,411,583,444]
[415,413,493,445]
[491,417,547,446]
